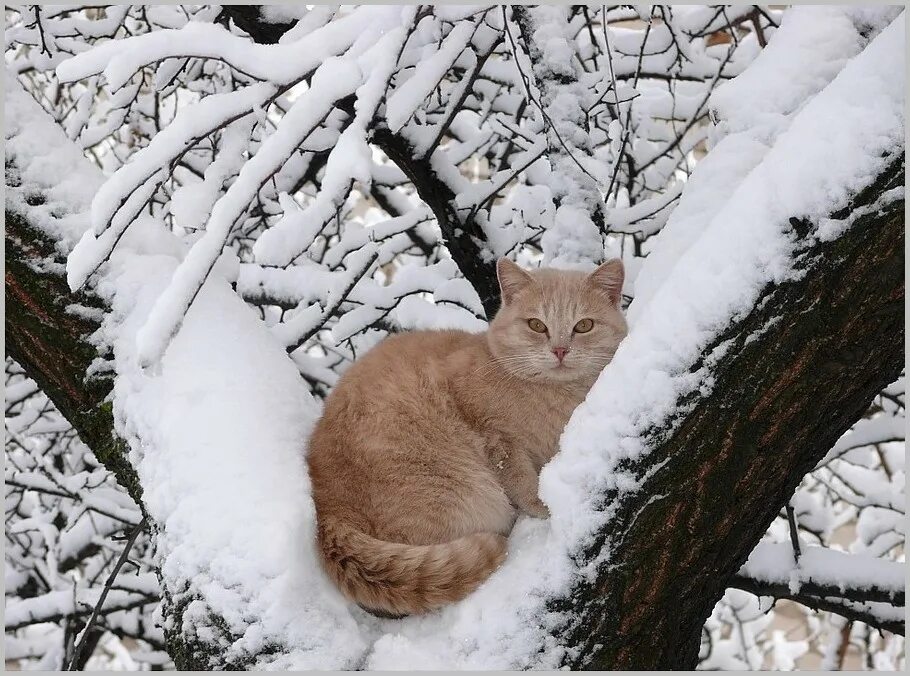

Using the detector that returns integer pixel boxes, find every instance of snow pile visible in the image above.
[94,237,374,668]
[4,75,103,250]
[628,5,895,318]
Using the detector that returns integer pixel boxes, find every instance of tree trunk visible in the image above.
[5,169,142,506]
[558,154,904,669]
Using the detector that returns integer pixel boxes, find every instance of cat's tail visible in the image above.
[317,517,507,617]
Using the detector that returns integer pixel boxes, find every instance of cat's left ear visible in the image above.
[497,257,534,305]
[588,258,624,306]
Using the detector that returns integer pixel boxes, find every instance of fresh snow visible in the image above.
[628,4,876,318]
[385,19,477,133]
[542,8,903,559]
[95,243,370,668]
[4,74,103,249]
[740,542,905,601]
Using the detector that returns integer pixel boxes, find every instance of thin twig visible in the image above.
[67,517,148,670]
[785,503,801,563]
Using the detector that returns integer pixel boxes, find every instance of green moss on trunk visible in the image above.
[5,206,144,505]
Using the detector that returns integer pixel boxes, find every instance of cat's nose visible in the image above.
[552,346,569,362]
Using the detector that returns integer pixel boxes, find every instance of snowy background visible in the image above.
[5,4,905,670]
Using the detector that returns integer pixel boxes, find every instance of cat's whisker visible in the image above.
[473,355,547,378]
[471,358,530,378]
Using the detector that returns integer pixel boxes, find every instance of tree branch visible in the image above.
[728,576,904,635]
[370,125,500,317]
[5,158,142,507]
[729,574,905,608]
[220,4,501,317]
[67,517,149,670]
[558,153,904,669]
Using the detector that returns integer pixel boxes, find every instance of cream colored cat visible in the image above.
[307,258,627,616]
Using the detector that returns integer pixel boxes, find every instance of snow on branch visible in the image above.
[729,576,905,636]
[735,542,905,607]
[25,3,783,379]
[547,7,903,568]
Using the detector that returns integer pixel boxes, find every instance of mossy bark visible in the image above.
[558,153,905,669]
[5,196,143,506]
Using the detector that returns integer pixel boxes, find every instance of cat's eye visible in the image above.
[574,318,594,333]
[528,318,547,333]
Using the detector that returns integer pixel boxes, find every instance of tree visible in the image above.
[5,4,905,670]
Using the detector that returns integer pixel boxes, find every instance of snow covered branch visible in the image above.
[738,544,905,606]
[5,81,141,505]
[729,578,904,636]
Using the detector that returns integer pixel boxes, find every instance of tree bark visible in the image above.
[5,167,142,507]
[557,154,904,669]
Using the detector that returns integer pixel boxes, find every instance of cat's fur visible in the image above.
[308,258,627,616]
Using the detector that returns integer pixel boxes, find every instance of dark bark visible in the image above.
[557,153,905,669]
[729,576,905,635]
[5,168,142,506]
[217,5,296,44]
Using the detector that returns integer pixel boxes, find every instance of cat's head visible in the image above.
[487,258,628,384]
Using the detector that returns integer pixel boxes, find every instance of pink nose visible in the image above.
[552,346,569,362]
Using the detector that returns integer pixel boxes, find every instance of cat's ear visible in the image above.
[588,258,624,306]
[497,258,534,305]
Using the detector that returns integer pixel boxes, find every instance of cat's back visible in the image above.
[315,328,487,426]
[363,328,484,372]
[308,328,492,523]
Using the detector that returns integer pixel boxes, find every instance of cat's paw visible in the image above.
[524,499,550,519]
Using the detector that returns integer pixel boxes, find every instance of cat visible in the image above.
[307,257,627,617]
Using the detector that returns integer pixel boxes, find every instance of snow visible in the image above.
[94,236,369,668]
[628,4,880,317]
[740,542,905,600]
[85,82,275,238]
[4,73,103,249]
[545,10,903,554]
[816,413,906,468]
[132,57,367,368]
[55,6,401,90]
[386,19,477,132]
[170,119,255,232]
[5,589,153,630]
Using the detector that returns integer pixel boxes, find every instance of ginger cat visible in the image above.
[307,258,627,617]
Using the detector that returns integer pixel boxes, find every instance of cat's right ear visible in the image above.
[588,258,625,306]
[497,258,533,305]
